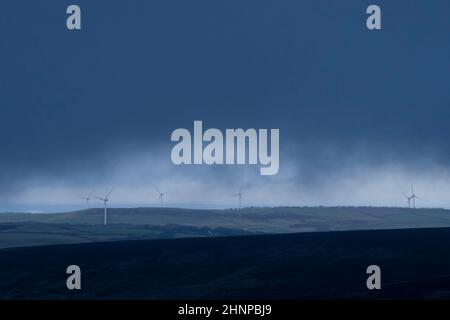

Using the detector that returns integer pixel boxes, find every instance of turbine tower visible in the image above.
[232,186,244,209]
[154,185,166,206]
[95,189,113,226]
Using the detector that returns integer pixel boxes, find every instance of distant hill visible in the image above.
[2,227,450,299]
[2,206,450,231]
[2,206,450,249]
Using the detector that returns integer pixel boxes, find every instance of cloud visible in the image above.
[1,1,449,211]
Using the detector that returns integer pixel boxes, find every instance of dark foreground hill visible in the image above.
[2,227,450,299]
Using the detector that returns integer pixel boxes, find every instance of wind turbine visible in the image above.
[410,186,421,209]
[154,185,166,206]
[232,186,244,209]
[402,192,413,208]
[95,189,113,226]
[81,193,92,209]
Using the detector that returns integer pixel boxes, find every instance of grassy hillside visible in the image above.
[2,206,450,232]
[2,227,450,299]
[0,222,253,249]
[2,206,450,249]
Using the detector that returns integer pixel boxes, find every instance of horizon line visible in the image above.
[1,205,449,215]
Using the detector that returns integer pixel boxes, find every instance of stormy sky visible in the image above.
[1,0,450,211]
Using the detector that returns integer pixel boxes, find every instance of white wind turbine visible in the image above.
[402,192,413,208]
[403,186,421,209]
[232,186,244,209]
[154,185,166,206]
[81,193,92,209]
[95,189,113,225]
[410,186,422,209]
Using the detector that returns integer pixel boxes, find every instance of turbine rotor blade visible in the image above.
[106,189,114,199]
[153,184,162,194]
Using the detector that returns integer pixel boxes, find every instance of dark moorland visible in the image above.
[1,227,450,299]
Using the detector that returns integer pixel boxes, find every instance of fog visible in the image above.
[3,144,450,212]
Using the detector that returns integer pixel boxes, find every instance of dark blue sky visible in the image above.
[0,1,449,209]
